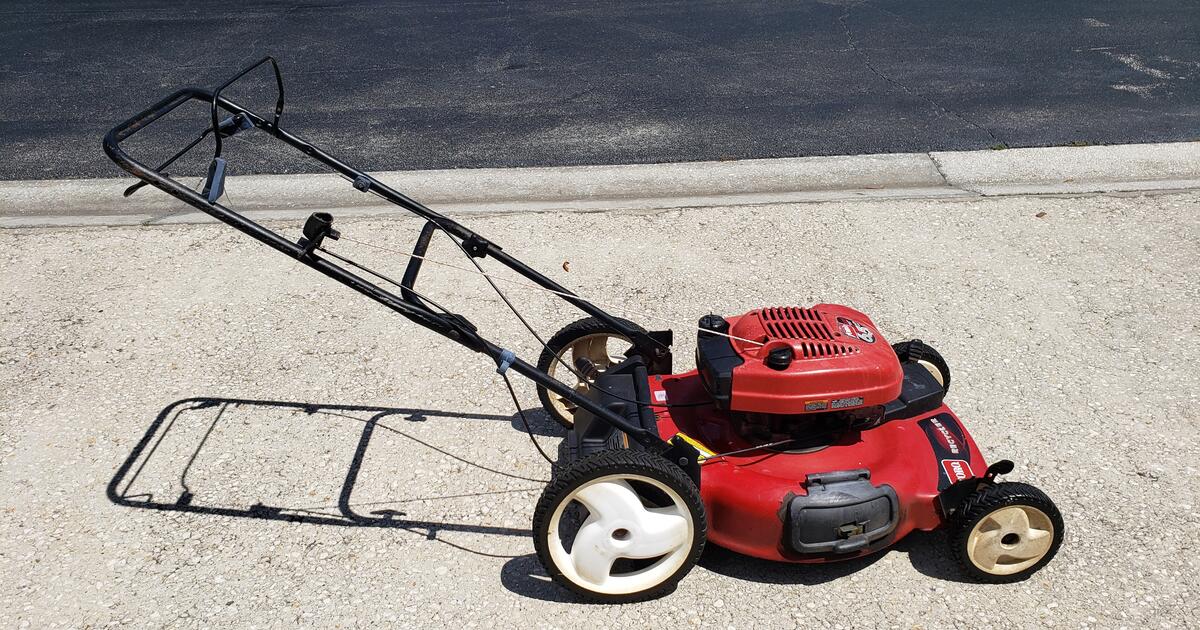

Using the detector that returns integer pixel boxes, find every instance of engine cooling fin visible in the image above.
[760,307,861,358]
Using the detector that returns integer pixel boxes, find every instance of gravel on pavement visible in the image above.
[1,190,1198,628]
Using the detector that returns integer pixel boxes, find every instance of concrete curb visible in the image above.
[2,141,1196,228]
[930,142,1200,195]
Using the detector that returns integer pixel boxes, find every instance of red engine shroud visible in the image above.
[723,305,903,415]
[650,372,987,563]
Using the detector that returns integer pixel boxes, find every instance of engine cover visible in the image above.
[696,305,903,415]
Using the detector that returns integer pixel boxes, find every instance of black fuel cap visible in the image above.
[698,313,729,332]
[765,345,794,370]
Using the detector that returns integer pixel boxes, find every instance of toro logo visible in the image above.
[919,414,970,491]
[941,459,973,482]
[927,417,960,455]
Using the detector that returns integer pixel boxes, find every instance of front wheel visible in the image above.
[949,482,1064,583]
[532,449,707,603]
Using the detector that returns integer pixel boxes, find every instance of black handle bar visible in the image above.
[210,56,283,157]
[101,60,682,456]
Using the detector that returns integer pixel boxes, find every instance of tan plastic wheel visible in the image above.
[966,505,1056,576]
[544,332,632,422]
[918,359,945,386]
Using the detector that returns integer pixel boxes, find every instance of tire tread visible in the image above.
[949,481,1064,583]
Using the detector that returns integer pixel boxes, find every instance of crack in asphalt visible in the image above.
[837,4,1005,147]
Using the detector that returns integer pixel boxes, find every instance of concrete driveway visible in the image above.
[1,190,1198,627]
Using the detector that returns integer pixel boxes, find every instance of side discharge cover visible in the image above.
[785,469,898,555]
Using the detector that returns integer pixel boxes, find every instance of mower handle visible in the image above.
[103,62,677,455]
[210,56,284,158]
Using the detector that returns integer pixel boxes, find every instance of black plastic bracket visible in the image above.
[298,212,340,257]
[352,175,372,192]
[463,235,493,258]
[216,113,253,138]
[984,459,1015,481]
[662,435,702,488]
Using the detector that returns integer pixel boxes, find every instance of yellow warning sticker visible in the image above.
[673,432,716,460]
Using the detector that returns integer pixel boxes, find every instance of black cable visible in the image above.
[699,439,796,464]
[430,228,711,410]
[342,187,706,410]
[501,370,556,465]
[318,245,458,317]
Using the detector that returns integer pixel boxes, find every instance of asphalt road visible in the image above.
[2,190,1198,627]
[2,0,1198,180]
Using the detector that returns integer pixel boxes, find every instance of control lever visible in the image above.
[122,114,252,199]
[216,113,253,138]
[124,173,169,197]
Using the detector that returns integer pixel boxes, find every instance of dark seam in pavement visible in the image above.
[838,4,1005,147]
[927,152,982,196]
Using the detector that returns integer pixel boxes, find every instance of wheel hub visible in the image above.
[548,476,692,594]
[545,333,631,420]
[966,505,1055,576]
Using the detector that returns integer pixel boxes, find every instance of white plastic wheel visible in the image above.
[546,474,694,595]
[534,450,706,602]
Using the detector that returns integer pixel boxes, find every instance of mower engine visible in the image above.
[697,306,907,447]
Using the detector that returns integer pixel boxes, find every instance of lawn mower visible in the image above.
[104,58,1063,603]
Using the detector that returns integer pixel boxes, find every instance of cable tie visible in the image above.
[496,349,516,375]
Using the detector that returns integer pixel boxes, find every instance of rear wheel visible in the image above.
[536,317,645,429]
[949,482,1064,583]
[532,449,706,603]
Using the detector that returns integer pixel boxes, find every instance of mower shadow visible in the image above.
[500,554,581,604]
[697,532,969,585]
[697,543,886,585]
[107,396,548,558]
[506,406,567,438]
[902,529,978,584]
[500,530,970,602]
[499,543,889,603]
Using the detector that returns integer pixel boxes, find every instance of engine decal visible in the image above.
[831,396,864,409]
[918,413,972,490]
[836,316,876,343]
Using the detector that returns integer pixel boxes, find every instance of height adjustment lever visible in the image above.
[298,212,340,257]
[201,157,227,203]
